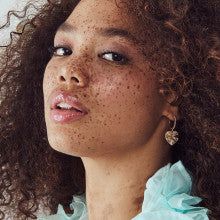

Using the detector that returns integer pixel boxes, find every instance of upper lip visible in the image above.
[49,89,89,114]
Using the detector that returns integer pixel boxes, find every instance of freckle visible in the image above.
[137,85,140,89]
[83,94,87,97]
[127,86,130,89]
[92,136,95,139]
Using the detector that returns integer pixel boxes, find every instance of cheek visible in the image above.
[94,69,159,114]
[90,69,161,147]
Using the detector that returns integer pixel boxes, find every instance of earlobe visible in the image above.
[161,101,181,122]
[162,103,180,121]
[159,88,181,121]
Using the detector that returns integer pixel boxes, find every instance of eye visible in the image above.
[48,46,72,57]
[99,51,129,65]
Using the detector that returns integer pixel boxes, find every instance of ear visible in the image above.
[159,88,181,121]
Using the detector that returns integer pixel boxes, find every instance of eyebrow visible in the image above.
[57,22,140,44]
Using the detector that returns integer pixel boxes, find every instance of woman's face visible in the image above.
[43,0,168,157]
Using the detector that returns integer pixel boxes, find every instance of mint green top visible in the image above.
[37,160,210,220]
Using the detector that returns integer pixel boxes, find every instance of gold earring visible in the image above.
[165,116,179,146]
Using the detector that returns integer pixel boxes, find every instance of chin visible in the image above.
[47,136,94,157]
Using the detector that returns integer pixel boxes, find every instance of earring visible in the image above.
[165,116,179,146]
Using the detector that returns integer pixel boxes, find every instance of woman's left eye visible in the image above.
[99,51,129,65]
[48,46,72,57]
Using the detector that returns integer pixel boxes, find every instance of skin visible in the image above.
[43,0,179,219]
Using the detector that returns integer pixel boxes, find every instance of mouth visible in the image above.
[50,91,89,113]
[49,90,89,123]
[54,102,84,113]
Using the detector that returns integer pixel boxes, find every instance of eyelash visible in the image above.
[48,46,72,56]
[48,46,129,65]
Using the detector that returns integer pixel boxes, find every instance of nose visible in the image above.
[57,63,89,88]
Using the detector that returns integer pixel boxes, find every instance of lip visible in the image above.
[49,89,89,123]
[50,90,89,112]
[50,108,87,123]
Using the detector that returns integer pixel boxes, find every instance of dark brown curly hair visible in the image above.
[0,0,219,219]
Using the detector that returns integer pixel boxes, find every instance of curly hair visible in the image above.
[0,0,219,219]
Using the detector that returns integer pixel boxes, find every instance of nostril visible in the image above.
[59,75,79,83]
[60,76,65,81]
[71,76,80,83]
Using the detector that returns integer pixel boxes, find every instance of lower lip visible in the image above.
[50,109,87,123]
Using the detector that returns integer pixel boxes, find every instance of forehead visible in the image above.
[65,0,138,32]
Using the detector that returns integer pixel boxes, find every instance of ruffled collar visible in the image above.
[38,160,209,220]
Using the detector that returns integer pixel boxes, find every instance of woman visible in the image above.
[0,0,219,219]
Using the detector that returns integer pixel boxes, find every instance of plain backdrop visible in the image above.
[0,0,45,45]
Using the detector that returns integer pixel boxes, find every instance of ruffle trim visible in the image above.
[37,194,87,220]
[132,161,210,220]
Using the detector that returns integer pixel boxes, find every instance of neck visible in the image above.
[81,120,171,220]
